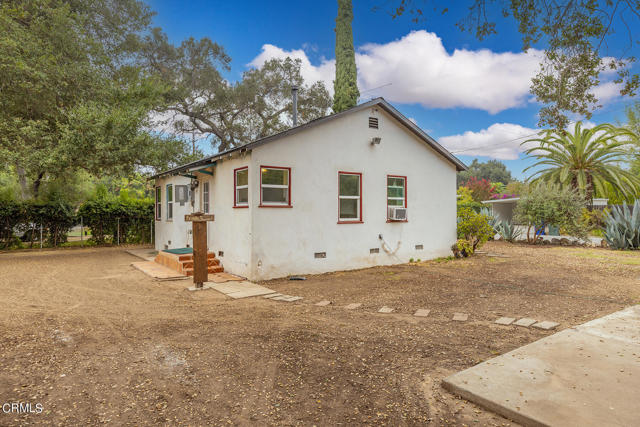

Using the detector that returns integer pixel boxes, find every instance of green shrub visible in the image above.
[581,207,608,235]
[77,192,153,244]
[604,201,640,250]
[23,198,76,246]
[0,196,24,249]
[514,183,587,243]
[451,238,474,258]
[456,208,494,254]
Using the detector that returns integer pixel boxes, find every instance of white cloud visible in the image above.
[249,31,626,115]
[440,120,601,160]
[249,44,335,91]
[250,31,544,114]
[440,123,539,160]
[591,81,622,104]
[356,31,544,113]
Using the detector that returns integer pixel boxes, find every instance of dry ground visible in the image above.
[0,242,638,426]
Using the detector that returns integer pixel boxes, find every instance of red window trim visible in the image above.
[233,166,249,208]
[259,165,292,208]
[386,174,408,222]
[155,186,161,220]
[337,171,363,224]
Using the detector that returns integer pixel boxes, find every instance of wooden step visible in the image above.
[183,265,224,276]
[178,252,217,262]
[180,259,220,269]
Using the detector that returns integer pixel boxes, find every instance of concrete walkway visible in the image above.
[443,305,640,426]
[125,248,158,262]
[204,281,276,299]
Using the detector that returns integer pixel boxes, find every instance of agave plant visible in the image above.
[604,201,640,250]
[479,207,500,233]
[496,220,523,242]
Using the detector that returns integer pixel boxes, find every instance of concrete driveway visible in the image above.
[443,305,640,426]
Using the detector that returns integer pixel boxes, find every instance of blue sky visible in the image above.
[148,0,638,180]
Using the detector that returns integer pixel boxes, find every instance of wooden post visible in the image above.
[185,212,215,288]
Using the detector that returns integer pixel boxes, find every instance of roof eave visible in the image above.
[150,97,468,178]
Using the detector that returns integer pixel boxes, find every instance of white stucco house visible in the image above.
[151,98,467,280]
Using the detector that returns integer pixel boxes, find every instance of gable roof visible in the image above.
[151,98,467,179]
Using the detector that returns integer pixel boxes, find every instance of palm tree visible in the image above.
[522,122,640,202]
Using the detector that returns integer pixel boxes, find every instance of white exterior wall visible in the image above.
[204,155,252,278]
[154,106,458,281]
[248,107,457,280]
[154,175,194,250]
[153,155,253,279]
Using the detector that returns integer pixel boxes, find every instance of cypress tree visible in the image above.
[333,0,359,112]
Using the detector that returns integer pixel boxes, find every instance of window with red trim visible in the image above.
[234,167,248,207]
[387,175,407,221]
[260,166,291,207]
[338,172,362,223]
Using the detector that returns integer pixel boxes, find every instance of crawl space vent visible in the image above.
[415,244,424,250]
[314,252,326,259]
[370,248,380,254]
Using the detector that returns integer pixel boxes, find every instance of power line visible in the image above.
[448,101,639,155]
[449,131,541,154]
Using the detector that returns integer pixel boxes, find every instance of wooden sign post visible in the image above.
[184,212,215,288]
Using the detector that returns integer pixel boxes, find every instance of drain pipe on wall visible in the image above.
[378,234,401,255]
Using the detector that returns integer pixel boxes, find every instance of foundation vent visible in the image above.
[218,251,224,257]
[314,252,326,259]
[370,248,380,254]
[415,244,424,250]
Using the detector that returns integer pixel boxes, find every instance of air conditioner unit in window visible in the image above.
[388,207,407,221]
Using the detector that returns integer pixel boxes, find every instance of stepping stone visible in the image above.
[378,306,394,313]
[453,313,469,321]
[532,320,559,330]
[414,309,431,317]
[187,285,208,292]
[495,317,516,325]
[281,296,303,302]
[344,303,362,310]
[271,295,293,301]
[263,293,282,299]
[315,300,331,306]
[514,318,537,327]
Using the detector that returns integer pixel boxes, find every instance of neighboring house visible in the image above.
[151,98,467,280]
[482,197,520,223]
[482,197,610,224]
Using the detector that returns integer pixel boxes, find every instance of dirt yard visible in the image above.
[0,242,638,426]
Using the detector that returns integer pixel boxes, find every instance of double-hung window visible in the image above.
[202,181,210,213]
[338,172,362,223]
[155,186,161,220]
[166,184,173,220]
[260,166,291,207]
[387,175,407,221]
[234,167,248,207]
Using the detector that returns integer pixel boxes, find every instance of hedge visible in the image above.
[77,198,153,244]
[0,197,153,249]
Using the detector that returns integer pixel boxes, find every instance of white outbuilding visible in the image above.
[151,98,467,280]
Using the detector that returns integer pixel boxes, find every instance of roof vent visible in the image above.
[368,117,379,129]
